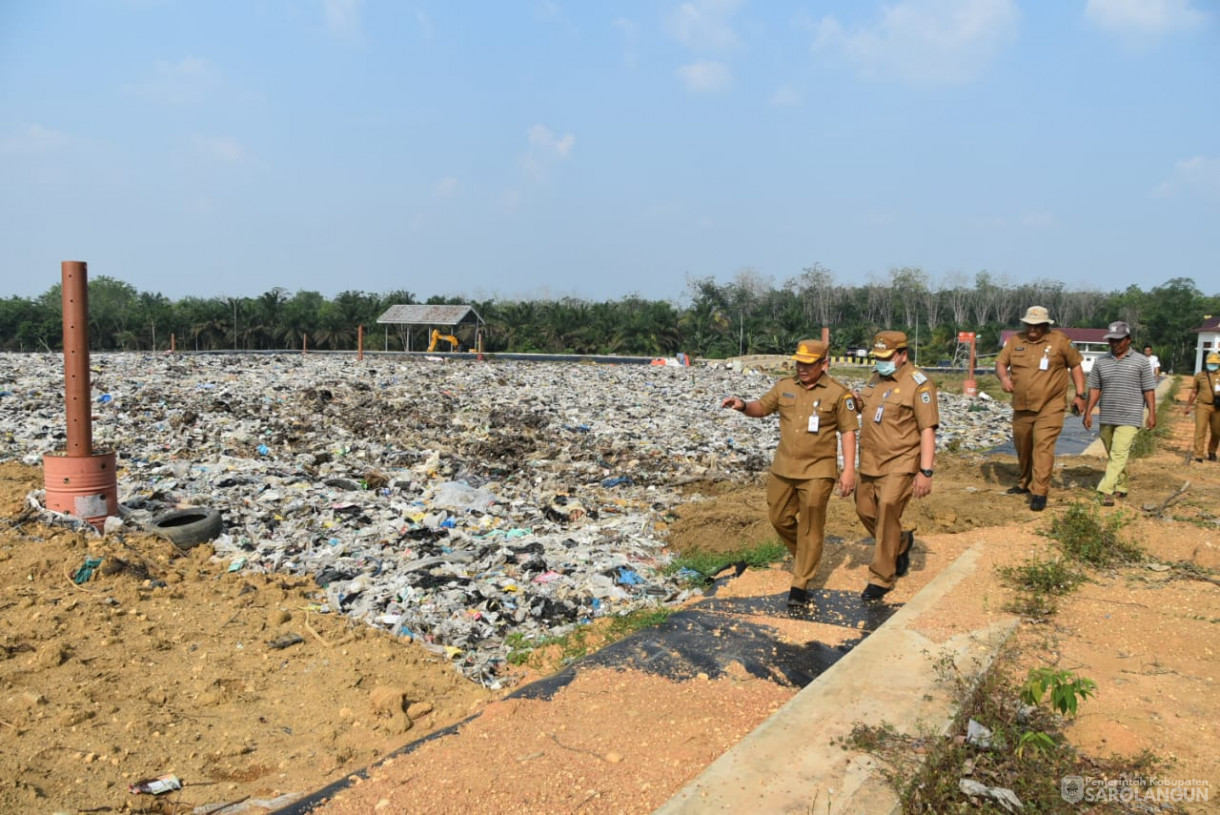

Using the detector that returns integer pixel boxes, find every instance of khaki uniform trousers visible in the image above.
[1012,407,1067,497]
[766,474,835,591]
[854,472,913,589]
[1194,403,1220,459]
[1097,424,1139,496]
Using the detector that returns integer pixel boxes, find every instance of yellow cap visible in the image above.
[791,339,827,364]
[872,331,907,359]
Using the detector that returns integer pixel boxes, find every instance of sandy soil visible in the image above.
[1,386,1218,813]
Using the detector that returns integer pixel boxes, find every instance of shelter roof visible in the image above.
[376,305,483,326]
[1193,315,1220,332]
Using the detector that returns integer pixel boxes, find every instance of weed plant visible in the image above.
[997,558,1085,618]
[1048,502,1143,568]
[840,651,1169,813]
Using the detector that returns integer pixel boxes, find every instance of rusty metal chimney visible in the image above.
[42,261,119,530]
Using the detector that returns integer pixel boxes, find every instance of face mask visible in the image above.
[1208,364,1219,372]
[875,360,897,376]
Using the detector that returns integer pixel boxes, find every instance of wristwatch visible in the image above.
[919,468,934,477]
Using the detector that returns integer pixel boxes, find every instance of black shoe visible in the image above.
[896,530,914,577]
[1006,486,1030,495]
[1210,453,1217,462]
[1197,459,1204,463]
[1030,495,1047,512]
[861,584,891,602]
[787,587,810,607]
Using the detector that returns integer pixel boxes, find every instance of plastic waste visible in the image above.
[128,774,182,795]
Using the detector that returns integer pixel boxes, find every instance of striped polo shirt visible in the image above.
[1086,352,1155,427]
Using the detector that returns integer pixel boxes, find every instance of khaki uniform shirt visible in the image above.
[858,362,940,476]
[757,374,858,480]
[996,329,1083,413]
[1188,370,1219,406]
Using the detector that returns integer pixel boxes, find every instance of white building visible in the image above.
[1193,316,1220,373]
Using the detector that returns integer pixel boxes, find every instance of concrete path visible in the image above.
[656,544,1017,815]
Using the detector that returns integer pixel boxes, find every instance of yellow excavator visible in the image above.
[427,329,460,352]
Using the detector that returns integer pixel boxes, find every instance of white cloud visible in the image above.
[528,125,575,157]
[435,177,460,198]
[677,60,733,92]
[122,57,218,106]
[193,135,249,164]
[667,0,743,51]
[770,85,802,106]
[0,123,70,155]
[323,0,363,38]
[814,0,1019,85]
[1085,0,1207,35]
[1154,155,1220,201]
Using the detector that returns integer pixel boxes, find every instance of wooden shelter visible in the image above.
[375,305,485,352]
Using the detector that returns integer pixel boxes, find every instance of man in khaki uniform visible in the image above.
[722,339,858,608]
[995,306,1087,511]
[1184,352,1220,462]
[855,331,938,601]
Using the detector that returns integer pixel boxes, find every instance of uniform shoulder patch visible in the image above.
[911,371,928,385]
[843,395,856,412]
[921,390,932,404]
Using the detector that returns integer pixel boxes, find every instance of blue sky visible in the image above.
[1,1,1217,303]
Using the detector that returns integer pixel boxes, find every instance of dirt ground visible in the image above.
[2,386,1218,813]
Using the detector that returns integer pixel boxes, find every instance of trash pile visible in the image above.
[0,352,1012,686]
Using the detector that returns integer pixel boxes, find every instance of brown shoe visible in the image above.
[1100,494,1115,507]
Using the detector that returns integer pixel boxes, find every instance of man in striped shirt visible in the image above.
[1082,321,1157,506]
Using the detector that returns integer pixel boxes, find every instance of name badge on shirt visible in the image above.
[873,406,884,423]
[808,399,820,433]
[1039,356,1049,371]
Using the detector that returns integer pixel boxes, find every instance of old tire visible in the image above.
[147,507,223,548]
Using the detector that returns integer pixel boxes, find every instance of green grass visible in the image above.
[1129,378,1179,459]
[506,607,674,667]
[664,539,789,585]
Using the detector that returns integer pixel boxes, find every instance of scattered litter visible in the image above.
[965,718,993,748]
[269,632,305,650]
[958,778,1022,812]
[128,774,182,795]
[5,352,1010,687]
[72,557,103,584]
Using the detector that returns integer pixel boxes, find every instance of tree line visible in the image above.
[1,267,1215,373]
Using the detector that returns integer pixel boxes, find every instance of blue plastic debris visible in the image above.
[615,568,645,586]
[97,393,113,404]
[72,557,103,584]
[256,444,270,456]
[601,475,634,488]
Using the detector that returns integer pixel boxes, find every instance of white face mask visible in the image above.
[1208,364,1219,372]
[875,360,897,376]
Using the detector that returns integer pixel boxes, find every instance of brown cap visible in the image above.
[791,339,827,364]
[872,331,907,359]
[1207,352,1220,364]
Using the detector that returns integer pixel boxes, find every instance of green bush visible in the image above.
[1047,503,1143,568]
